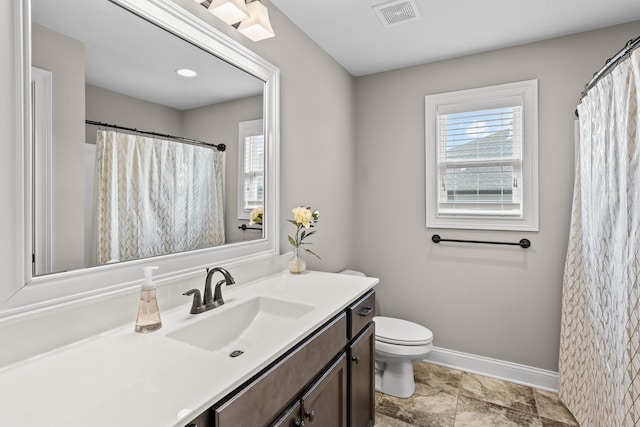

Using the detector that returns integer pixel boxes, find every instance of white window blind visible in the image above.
[425,79,538,231]
[437,105,522,216]
[243,134,264,209]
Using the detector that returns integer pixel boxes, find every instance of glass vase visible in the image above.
[288,247,306,274]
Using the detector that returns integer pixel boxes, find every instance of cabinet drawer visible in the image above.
[347,291,375,339]
[214,313,347,426]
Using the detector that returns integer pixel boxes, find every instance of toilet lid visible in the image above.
[374,316,433,346]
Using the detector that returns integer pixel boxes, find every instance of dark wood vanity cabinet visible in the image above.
[193,290,375,427]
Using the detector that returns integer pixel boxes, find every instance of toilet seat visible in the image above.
[374,316,433,346]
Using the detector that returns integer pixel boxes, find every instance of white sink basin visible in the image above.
[167,296,315,355]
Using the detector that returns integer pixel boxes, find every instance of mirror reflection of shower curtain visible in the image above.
[93,130,225,265]
[559,50,640,426]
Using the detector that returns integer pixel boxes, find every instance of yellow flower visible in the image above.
[292,207,313,228]
[249,207,263,225]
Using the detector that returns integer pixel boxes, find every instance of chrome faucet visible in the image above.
[183,267,235,314]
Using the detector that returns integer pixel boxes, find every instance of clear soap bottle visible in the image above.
[135,266,162,333]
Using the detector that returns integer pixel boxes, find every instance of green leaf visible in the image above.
[304,248,321,259]
[288,236,297,246]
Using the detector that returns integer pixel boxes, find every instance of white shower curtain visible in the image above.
[93,130,225,265]
[559,50,640,426]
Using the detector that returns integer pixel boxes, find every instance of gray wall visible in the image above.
[85,84,183,143]
[32,23,85,273]
[354,20,640,371]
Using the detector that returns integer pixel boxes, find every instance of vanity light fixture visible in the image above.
[207,0,250,25]
[237,0,275,42]
[194,0,275,42]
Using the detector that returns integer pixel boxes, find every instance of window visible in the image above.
[238,119,264,219]
[425,80,538,231]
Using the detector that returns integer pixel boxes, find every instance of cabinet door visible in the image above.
[272,402,303,427]
[300,354,347,427]
[349,322,375,427]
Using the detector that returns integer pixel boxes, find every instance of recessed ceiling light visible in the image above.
[176,68,198,78]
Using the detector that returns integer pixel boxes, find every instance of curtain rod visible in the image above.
[575,35,640,117]
[85,120,226,152]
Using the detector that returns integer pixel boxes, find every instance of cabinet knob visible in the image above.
[304,410,315,422]
[352,355,360,364]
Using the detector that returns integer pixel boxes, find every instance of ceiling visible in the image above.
[31,0,263,110]
[270,0,640,76]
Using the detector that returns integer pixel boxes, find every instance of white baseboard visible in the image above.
[425,347,559,392]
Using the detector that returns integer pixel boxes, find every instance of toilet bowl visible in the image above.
[374,316,433,398]
[337,270,434,398]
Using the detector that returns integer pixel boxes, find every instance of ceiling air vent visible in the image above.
[373,0,421,27]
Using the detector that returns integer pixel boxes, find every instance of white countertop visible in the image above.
[0,270,378,426]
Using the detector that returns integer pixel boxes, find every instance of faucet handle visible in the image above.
[183,289,204,314]
[212,279,228,308]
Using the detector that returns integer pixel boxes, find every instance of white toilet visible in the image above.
[338,269,434,399]
[374,316,433,398]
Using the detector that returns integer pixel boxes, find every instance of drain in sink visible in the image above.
[229,350,244,358]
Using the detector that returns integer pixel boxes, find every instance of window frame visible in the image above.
[425,80,539,231]
[237,118,265,220]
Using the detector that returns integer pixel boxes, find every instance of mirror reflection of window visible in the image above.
[238,119,264,219]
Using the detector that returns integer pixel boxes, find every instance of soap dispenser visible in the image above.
[135,266,162,333]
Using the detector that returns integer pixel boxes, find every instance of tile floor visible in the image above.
[375,362,579,427]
